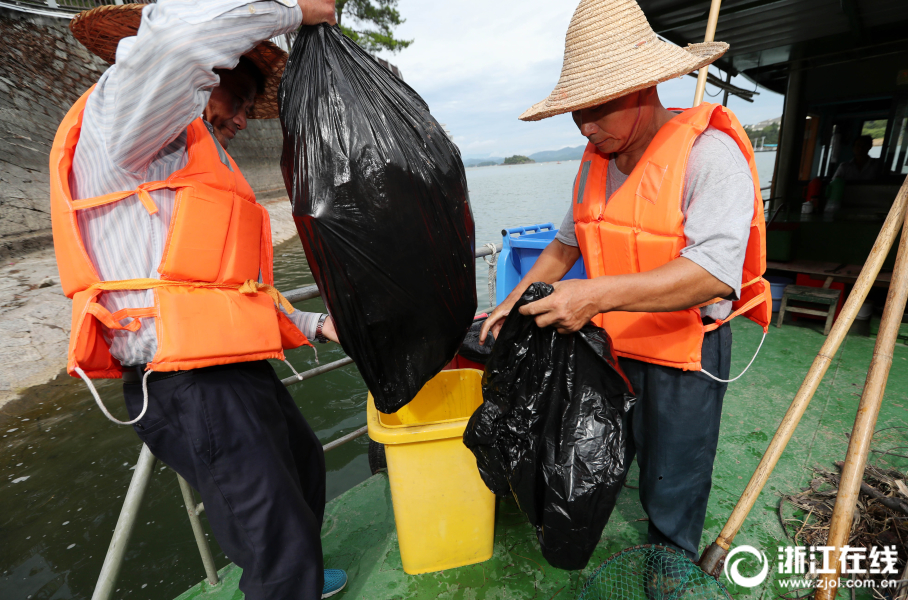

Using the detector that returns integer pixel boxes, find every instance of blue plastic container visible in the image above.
[765,275,793,313]
[495,224,586,305]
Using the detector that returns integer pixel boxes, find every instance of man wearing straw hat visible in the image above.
[53,0,349,597]
[482,0,771,563]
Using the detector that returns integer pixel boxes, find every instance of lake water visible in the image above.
[0,151,777,600]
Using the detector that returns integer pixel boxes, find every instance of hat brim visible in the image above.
[70,4,287,119]
[519,40,728,122]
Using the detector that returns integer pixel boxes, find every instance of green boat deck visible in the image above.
[176,317,908,600]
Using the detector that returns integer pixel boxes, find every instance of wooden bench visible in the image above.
[776,282,843,336]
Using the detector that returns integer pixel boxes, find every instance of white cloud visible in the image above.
[373,1,785,158]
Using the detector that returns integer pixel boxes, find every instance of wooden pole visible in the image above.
[699,174,908,576]
[815,189,908,599]
[692,0,723,106]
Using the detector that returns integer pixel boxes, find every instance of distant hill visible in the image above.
[529,145,585,162]
[462,145,585,168]
[503,155,534,165]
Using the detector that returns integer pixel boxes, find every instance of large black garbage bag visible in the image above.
[463,283,636,570]
[279,25,476,413]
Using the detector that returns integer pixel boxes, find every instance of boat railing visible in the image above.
[90,242,502,600]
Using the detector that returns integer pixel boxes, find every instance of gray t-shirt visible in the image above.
[555,126,755,320]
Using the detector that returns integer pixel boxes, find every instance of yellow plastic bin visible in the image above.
[366,369,495,575]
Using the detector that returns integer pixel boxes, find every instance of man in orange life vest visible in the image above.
[52,0,349,597]
[481,0,771,560]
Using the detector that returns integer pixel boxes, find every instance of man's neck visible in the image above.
[612,103,676,175]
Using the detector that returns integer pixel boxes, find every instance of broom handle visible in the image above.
[693,0,723,106]
[814,192,908,598]
[714,174,908,550]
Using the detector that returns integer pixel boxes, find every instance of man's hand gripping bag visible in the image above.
[279,25,476,413]
[464,283,636,570]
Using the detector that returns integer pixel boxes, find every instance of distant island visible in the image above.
[474,161,498,167]
[526,146,585,163]
[503,155,534,165]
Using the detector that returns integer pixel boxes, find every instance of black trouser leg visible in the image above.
[619,324,732,560]
[123,361,326,600]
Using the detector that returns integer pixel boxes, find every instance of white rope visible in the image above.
[482,243,499,309]
[283,359,305,381]
[700,331,767,383]
[75,366,150,426]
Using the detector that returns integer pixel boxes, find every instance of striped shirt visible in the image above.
[71,0,321,367]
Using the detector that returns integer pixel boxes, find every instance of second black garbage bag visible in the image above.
[279,25,476,413]
[463,283,636,571]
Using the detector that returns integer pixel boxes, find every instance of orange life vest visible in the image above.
[51,87,310,379]
[572,102,771,371]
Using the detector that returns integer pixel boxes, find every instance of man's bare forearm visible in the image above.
[517,257,735,333]
[589,257,733,313]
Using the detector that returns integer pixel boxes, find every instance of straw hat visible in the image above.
[69,4,287,119]
[519,0,728,121]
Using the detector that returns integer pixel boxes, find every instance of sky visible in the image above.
[371,0,785,159]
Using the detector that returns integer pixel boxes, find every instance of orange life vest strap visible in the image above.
[693,297,723,309]
[85,304,157,332]
[741,275,762,289]
[87,278,296,314]
[70,181,177,215]
[693,274,762,312]
[236,280,296,314]
[702,293,766,333]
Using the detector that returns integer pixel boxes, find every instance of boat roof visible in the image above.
[638,0,908,94]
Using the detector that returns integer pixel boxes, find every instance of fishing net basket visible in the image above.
[577,545,732,600]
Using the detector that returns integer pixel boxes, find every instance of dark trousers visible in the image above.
[123,360,326,600]
[618,323,732,560]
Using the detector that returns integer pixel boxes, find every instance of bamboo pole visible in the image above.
[692,0,723,106]
[895,560,908,600]
[699,174,908,576]
[815,189,908,599]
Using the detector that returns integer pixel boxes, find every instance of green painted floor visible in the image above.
[176,317,908,600]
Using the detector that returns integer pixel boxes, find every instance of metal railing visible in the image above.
[91,242,501,600]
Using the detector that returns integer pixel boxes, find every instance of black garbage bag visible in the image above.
[457,317,494,365]
[279,25,476,413]
[463,283,636,570]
